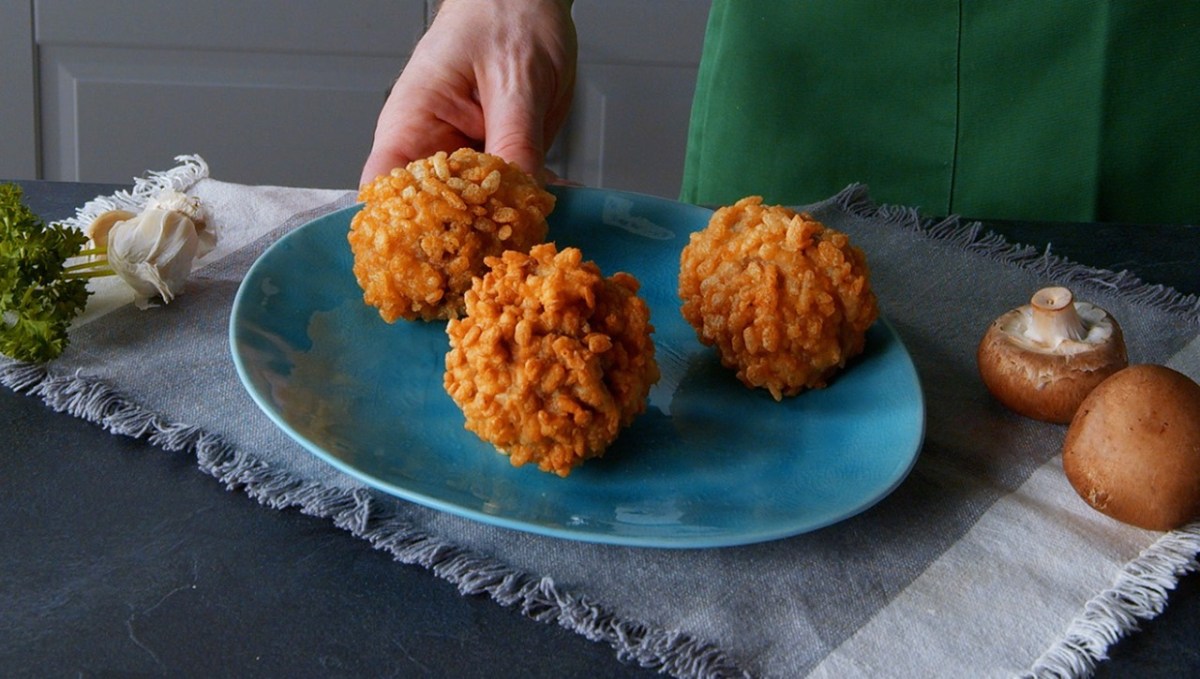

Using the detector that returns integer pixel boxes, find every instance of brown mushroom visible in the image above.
[1062,364,1200,531]
[977,286,1127,423]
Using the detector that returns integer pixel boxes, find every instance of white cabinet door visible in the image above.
[35,0,427,189]
[562,1,710,198]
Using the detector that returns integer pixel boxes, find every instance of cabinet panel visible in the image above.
[574,0,711,64]
[34,0,427,56]
[40,46,403,188]
[35,0,426,188]
[564,62,701,199]
[563,0,710,198]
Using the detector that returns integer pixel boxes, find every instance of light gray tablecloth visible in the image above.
[4,156,1198,678]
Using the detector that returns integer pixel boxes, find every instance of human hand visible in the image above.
[359,0,577,186]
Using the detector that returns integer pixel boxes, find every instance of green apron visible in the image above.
[681,1,1199,224]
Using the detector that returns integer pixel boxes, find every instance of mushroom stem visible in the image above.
[1026,286,1086,349]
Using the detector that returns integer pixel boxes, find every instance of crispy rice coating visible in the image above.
[444,243,660,477]
[678,196,878,400]
[348,148,555,322]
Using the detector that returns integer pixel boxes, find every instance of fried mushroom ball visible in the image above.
[348,148,556,322]
[679,196,878,400]
[444,243,660,477]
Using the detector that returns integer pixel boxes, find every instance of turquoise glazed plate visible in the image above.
[230,186,924,548]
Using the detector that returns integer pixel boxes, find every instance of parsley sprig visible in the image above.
[1,182,111,363]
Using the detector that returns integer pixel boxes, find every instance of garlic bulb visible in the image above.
[82,189,216,309]
[106,206,212,309]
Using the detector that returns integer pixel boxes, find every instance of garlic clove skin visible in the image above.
[106,208,202,309]
[146,189,216,259]
[84,209,137,261]
[147,189,206,230]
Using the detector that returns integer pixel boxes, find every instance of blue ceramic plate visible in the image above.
[230,186,924,548]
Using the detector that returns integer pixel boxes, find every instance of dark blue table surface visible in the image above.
[2,180,1197,678]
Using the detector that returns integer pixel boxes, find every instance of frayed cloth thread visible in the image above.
[60,154,210,232]
[829,183,1200,324]
[1021,523,1200,678]
[0,358,750,679]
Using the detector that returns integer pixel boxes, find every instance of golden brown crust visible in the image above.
[976,311,1127,423]
[1062,364,1200,531]
[348,148,555,322]
[677,196,878,400]
[444,243,659,477]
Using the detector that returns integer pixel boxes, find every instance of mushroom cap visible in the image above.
[977,304,1127,423]
[1062,364,1200,531]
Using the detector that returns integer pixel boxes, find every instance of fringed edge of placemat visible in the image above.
[1022,523,1200,678]
[831,182,1200,678]
[59,154,211,232]
[0,359,751,679]
[831,183,1200,323]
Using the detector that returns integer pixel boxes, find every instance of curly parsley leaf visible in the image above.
[1,182,93,363]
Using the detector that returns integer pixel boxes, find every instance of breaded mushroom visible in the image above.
[444,243,660,477]
[679,196,878,400]
[348,148,555,322]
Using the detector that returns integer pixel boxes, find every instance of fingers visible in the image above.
[363,101,547,188]
[478,50,569,180]
[359,0,576,186]
[482,98,547,180]
[359,123,478,188]
[358,81,484,187]
[360,149,405,188]
[360,85,557,188]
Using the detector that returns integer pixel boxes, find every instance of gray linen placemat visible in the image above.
[4,158,1198,678]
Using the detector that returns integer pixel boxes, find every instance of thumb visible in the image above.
[482,100,546,180]
[360,148,408,188]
